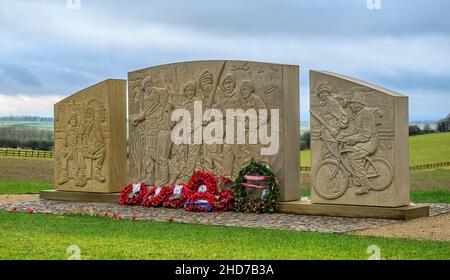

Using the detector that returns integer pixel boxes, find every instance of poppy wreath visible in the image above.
[215,190,234,212]
[233,161,280,214]
[187,171,218,196]
[163,183,189,209]
[142,186,169,207]
[120,182,148,206]
[185,192,218,212]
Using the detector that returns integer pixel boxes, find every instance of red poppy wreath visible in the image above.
[142,186,169,207]
[187,171,218,196]
[120,182,148,206]
[163,183,189,209]
[185,192,218,212]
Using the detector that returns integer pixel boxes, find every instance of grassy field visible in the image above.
[0,180,52,194]
[0,211,448,260]
[0,120,53,131]
[410,132,450,166]
[301,132,450,167]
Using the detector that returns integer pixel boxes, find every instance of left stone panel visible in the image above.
[54,79,127,193]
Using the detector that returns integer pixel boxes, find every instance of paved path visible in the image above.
[1,200,450,234]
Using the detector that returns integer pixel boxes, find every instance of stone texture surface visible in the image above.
[128,61,300,201]
[2,200,449,233]
[54,79,127,193]
[310,71,409,207]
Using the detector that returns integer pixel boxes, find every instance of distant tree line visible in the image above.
[0,126,54,151]
[436,114,450,132]
[0,116,54,122]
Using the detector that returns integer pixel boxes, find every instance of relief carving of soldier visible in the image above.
[198,70,223,174]
[338,92,380,195]
[240,79,267,164]
[132,75,168,185]
[129,86,146,181]
[219,73,244,176]
[79,101,106,185]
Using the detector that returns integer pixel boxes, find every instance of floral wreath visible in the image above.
[215,190,234,212]
[233,161,280,214]
[187,171,218,196]
[142,186,169,207]
[163,183,189,209]
[185,192,218,212]
[120,182,148,206]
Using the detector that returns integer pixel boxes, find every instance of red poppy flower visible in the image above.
[27,208,34,214]
[10,207,17,211]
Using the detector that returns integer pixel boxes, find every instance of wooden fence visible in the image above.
[0,149,54,158]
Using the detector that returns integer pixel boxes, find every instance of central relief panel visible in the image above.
[128,60,300,201]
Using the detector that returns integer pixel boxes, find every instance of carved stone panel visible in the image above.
[54,79,127,193]
[128,60,300,202]
[310,71,410,207]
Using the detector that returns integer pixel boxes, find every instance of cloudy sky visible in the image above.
[0,0,449,121]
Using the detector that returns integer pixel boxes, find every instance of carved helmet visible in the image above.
[349,92,367,106]
[317,82,335,97]
[199,70,213,84]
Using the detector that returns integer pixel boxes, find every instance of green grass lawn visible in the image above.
[411,191,450,204]
[0,179,53,194]
[411,168,450,182]
[0,211,448,260]
[410,132,450,166]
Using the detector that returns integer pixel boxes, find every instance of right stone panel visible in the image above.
[310,70,409,207]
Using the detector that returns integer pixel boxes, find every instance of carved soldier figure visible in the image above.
[340,92,379,195]
[80,105,106,184]
[66,111,85,187]
[156,103,175,185]
[56,109,79,185]
[132,76,168,185]
[129,86,146,181]
[240,79,267,163]
[183,81,202,179]
[316,82,348,161]
[199,70,214,102]
[219,73,243,176]
[198,70,223,174]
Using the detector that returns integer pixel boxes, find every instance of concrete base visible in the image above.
[40,190,120,204]
[278,199,429,220]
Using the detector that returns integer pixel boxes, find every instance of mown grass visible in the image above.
[0,211,449,260]
[409,132,450,166]
[0,179,53,194]
[411,191,450,204]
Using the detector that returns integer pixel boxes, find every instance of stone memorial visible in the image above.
[44,79,127,199]
[128,60,300,201]
[309,70,409,207]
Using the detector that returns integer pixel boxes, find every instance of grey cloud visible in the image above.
[0,64,41,87]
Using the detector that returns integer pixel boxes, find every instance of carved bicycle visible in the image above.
[311,110,394,200]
